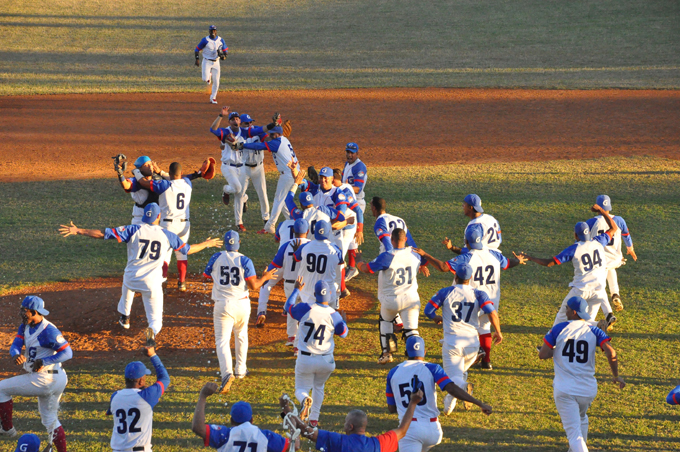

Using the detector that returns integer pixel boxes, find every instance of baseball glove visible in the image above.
[307,166,319,185]
[282,119,292,137]
[112,154,127,177]
[218,49,227,60]
[272,112,282,127]
[200,157,217,180]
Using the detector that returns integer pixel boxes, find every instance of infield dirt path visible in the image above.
[2,88,679,183]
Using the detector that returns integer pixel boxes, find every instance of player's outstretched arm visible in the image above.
[187,237,224,255]
[443,382,492,415]
[192,382,218,439]
[412,248,449,272]
[602,342,625,389]
[513,251,555,267]
[247,267,278,291]
[59,221,105,239]
[442,237,462,254]
[488,311,503,345]
[591,204,618,235]
[392,389,424,440]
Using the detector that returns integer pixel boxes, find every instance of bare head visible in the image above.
[332,168,343,187]
[169,162,182,179]
[344,409,368,435]
[371,196,386,217]
[390,228,407,249]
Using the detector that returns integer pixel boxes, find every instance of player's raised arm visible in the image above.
[591,203,618,235]
[246,266,278,291]
[59,221,105,239]
[513,251,556,267]
[191,382,218,439]
[392,389,424,440]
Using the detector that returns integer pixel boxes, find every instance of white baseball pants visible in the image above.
[606,268,620,296]
[234,163,270,225]
[554,389,594,452]
[441,338,479,411]
[554,288,606,326]
[347,199,365,251]
[222,163,243,195]
[294,353,335,422]
[398,420,443,452]
[118,282,164,334]
[201,58,220,101]
[162,220,190,262]
[264,172,294,233]
[380,297,420,332]
[214,299,250,378]
[0,368,67,431]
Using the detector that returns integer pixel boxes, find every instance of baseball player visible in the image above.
[415,224,525,369]
[386,336,492,452]
[192,383,290,452]
[585,195,637,312]
[293,220,344,308]
[284,277,349,427]
[203,231,277,392]
[666,384,680,405]
[0,296,72,452]
[194,25,227,104]
[59,203,222,337]
[424,263,503,414]
[355,228,423,365]
[108,346,170,452]
[341,143,367,280]
[538,296,625,452]
[114,155,166,225]
[13,434,41,452]
[443,194,502,254]
[516,203,618,329]
[287,168,349,235]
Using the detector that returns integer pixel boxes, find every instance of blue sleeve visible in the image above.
[206,425,231,449]
[315,430,343,452]
[283,288,303,315]
[220,38,227,52]
[149,179,171,194]
[331,311,348,338]
[161,229,190,255]
[554,244,577,265]
[289,299,311,321]
[616,217,633,247]
[203,252,222,278]
[243,139,275,151]
[293,243,308,262]
[386,366,398,405]
[332,244,343,265]
[544,322,569,348]
[10,324,24,357]
[139,355,170,409]
[374,218,393,251]
[425,287,452,319]
[210,127,232,141]
[104,225,140,243]
[351,162,367,190]
[195,37,208,51]
[350,199,364,224]
[261,429,288,452]
[589,326,611,349]
[245,125,265,136]
[490,250,510,270]
[593,232,612,247]
[125,178,143,193]
[367,252,394,273]
[285,191,298,215]
[271,244,288,269]
[106,391,117,415]
[302,180,319,196]
[37,325,72,365]
[425,362,453,390]
[667,385,680,405]
[475,289,496,314]
[319,205,342,222]
[242,256,256,280]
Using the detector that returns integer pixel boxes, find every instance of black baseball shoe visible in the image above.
[119,314,130,329]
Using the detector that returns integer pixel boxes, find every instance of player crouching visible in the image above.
[0,296,72,452]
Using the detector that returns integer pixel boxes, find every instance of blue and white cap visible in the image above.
[294,218,309,234]
[465,224,484,250]
[269,126,283,134]
[455,263,473,280]
[299,191,313,207]
[345,142,359,153]
[240,113,253,123]
[319,167,333,178]
[209,25,217,31]
[142,203,160,224]
[15,434,40,452]
[574,222,590,241]
[405,336,426,358]
[230,401,253,424]
[21,296,49,316]
[464,194,484,213]
[228,111,240,120]
[134,156,151,169]
[596,195,612,211]
[314,280,332,304]
[314,220,331,240]
[125,361,151,380]
[566,296,591,320]
[224,230,240,251]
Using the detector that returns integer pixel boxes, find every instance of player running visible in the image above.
[355,228,423,364]
[341,143,367,281]
[203,231,277,392]
[443,194,502,254]
[284,277,349,427]
[59,203,222,338]
[194,25,227,104]
[424,263,503,414]
[386,336,492,452]
[0,296,72,452]
[538,296,625,452]
[108,345,170,452]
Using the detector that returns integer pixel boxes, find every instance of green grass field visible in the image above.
[0,0,678,94]
[3,157,680,451]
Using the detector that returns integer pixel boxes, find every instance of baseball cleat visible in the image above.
[293,347,298,356]
[238,224,247,232]
[0,427,17,437]
[393,323,404,334]
[256,229,270,235]
[219,374,235,393]
[378,352,393,365]
[473,347,486,366]
[463,383,475,410]
[222,192,230,206]
[145,327,156,348]
[285,337,295,346]
[300,397,313,422]
[119,314,130,329]
[309,420,319,428]
[443,393,455,415]
[480,361,493,370]
[178,281,187,292]
[339,289,351,299]
[243,201,248,213]
[612,294,624,312]
[210,98,217,104]
[344,267,359,282]
[234,370,249,379]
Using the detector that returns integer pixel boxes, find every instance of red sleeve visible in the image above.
[377,430,399,452]
[204,424,210,447]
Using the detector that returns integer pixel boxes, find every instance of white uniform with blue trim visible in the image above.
[544,321,611,452]
[195,34,227,102]
[464,214,502,250]
[293,240,343,307]
[386,361,450,452]
[204,422,289,452]
[236,131,271,225]
[342,159,367,252]
[204,250,257,378]
[151,177,193,263]
[586,214,634,298]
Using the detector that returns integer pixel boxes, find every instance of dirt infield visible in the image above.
[2,88,679,183]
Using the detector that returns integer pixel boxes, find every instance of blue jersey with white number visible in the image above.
[553,232,611,291]
[204,251,256,303]
[386,360,452,422]
[425,284,495,339]
[204,422,288,452]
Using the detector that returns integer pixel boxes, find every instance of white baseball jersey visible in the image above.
[544,320,611,398]
[293,240,343,303]
[243,134,265,166]
[269,136,298,173]
[374,213,409,253]
[288,302,347,355]
[366,248,421,303]
[203,251,257,304]
[197,35,226,60]
[271,238,310,281]
[217,423,268,452]
[301,207,332,236]
[151,177,193,221]
[220,128,245,165]
[586,215,631,268]
[20,319,68,372]
[446,249,510,303]
[385,360,452,422]
[426,285,495,341]
[465,214,502,250]
[342,159,367,201]
[275,219,297,248]
[553,233,611,291]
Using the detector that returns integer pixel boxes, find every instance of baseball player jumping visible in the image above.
[203,231,277,392]
[108,346,170,452]
[194,25,227,104]
[0,296,72,452]
[59,203,222,338]
[538,296,625,452]
[424,263,503,414]
[443,194,502,254]
[341,143,367,282]
[114,155,166,225]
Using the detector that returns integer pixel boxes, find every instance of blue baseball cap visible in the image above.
[224,230,240,251]
[15,434,40,452]
[209,25,217,31]
[345,142,359,153]
[21,296,49,316]
[574,222,590,241]
[230,401,253,424]
[134,156,151,169]
[314,220,331,240]
[299,192,313,207]
[315,280,332,304]
[463,194,484,213]
[566,296,591,320]
[269,126,283,135]
[142,203,161,224]
[228,111,240,120]
[240,114,253,123]
[405,336,426,358]
[294,218,309,234]
[125,361,152,380]
[319,167,333,178]
[465,224,484,250]
[455,263,473,281]
[596,195,612,211]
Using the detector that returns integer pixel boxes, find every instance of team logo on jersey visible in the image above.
[118,226,126,231]
[358,171,365,177]
[377,228,384,235]
[413,342,421,350]
[338,193,346,200]
[56,335,66,344]
[320,288,327,296]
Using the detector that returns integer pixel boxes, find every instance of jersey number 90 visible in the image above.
[306,253,328,274]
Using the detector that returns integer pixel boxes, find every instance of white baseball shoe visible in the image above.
[0,427,17,437]
[285,337,295,346]
[219,374,235,393]
[378,352,393,365]
[612,294,624,312]
[210,98,217,104]
[463,383,475,410]
[300,396,313,422]
[443,393,456,415]
[344,267,359,282]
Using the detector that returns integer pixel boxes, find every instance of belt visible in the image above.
[299,351,331,357]
[206,58,216,62]
[46,369,58,374]
[230,163,243,168]
[163,219,188,222]
[284,279,296,284]
[412,417,438,422]
[133,447,147,451]
[245,162,263,167]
